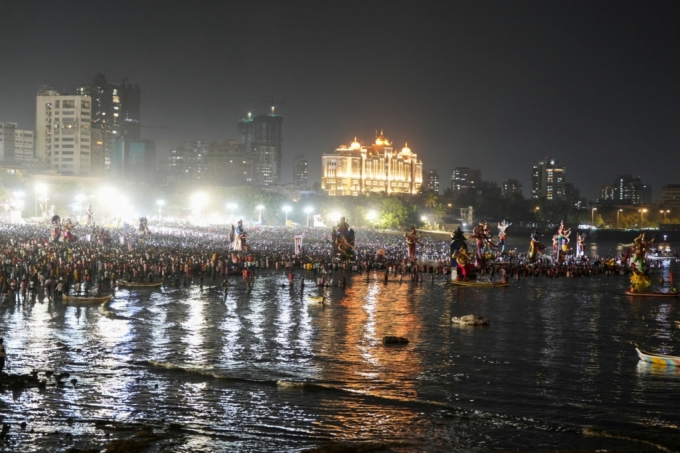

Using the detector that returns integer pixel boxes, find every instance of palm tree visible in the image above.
[424,192,438,210]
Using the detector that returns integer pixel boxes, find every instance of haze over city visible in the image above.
[2,1,680,199]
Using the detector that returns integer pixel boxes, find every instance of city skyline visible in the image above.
[1,2,680,199]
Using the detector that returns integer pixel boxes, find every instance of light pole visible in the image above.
[156,200,165,221]
[256,205,264,224]
[661,209,670,224]
[304,207,313,227]
[591,207,597,226]
[367,209,377,228]
[639,208,647,226]
[617,209,623,229]
[283,206,292,225]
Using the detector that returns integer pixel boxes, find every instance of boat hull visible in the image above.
[118,280,163,288]
[636,348,680,366]
[624,291,679,297]
[451,280,510,288]
[63,294,113,304]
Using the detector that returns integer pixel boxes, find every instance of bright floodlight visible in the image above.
[227,203,237,210]
[75,194,86,202]
[367,210,377,220]
[191,192,208,207]
[36,183,48,195]
[282,206,292,213]
[421,216,428,222]
[256,205,264,211]
[304,207,313,214]
[331,211,342,222]
[156,200,165,206]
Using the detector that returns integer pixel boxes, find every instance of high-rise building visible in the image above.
[165,141,210,183]
[0,123,34,162]
[321,132,423,196]
[35,89,93,175]
[598,174,652,205]
[661,185,680,207]
[237,109,283,186]
[206,140,252,186]
[294,154,308,189]
[76,74,141,174]
[531,158,566,200]
[501,178,522,196]
[450,167,481,194]
[111,138,156,181]
[424,169,440,193]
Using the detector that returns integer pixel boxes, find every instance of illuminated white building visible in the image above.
[0,123,34,162]
[321,131,423,196]
[35,89,92,176]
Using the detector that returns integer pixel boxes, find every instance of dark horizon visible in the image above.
[2,1,679,199]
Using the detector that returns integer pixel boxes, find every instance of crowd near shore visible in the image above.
[0,222,662,302]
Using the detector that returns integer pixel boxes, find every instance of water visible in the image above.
[1,242,679,451]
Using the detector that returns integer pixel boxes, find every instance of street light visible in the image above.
[639,208,647,225]
[282,205,291,224]
[256,205,264,224]
[661,209,670,223]
[617,209,623,229]
[191,193,208,221]
[156,200,165,221]
[591,207,597,226]
[304,207,313,227]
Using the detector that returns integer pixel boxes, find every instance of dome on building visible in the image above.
[401,142,411,154]
[350,137,361,150]
[375,130,390,146]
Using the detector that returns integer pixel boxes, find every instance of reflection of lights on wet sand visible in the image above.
[181,295,206,364]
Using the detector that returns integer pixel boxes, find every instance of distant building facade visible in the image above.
[661,185,680,207]
[237,109,282,186]
[599,174,652,205]
[35,89,93,176]
[450,167,481,194]
[320,132,423,196]
[206,140,252,186]
[111,139,156,181]
[424,169,440,193]
[531,158,566,200]
[294,154,308,189]
[0,123,34,162]
[166,141,210,183]
[76,73,141,175]
[502,178,522,196]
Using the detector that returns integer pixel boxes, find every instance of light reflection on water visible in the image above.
[0,243,680,451]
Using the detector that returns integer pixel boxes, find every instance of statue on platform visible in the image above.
[51,215,62,243]
[86,204,94,225]
[332,216,355,259]
[627,232,655,291]
[404,227,423,261]
[554,221,571,261]
[529,231,545,263]
[470,221,492,268]
[233,220,246,251]
[497,220,511,253]
[63,218,78,243]
[138,217,150,235]
[576,233,586,258]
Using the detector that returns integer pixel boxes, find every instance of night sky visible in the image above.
[2,1,679,199]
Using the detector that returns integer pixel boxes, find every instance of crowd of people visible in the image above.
[0,218,664,303]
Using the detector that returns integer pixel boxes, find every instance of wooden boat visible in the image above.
[117,280,163,288]
[624,290,679,298]
[636,347,680,366]
[451,280,510,288]
[63,294,113,304]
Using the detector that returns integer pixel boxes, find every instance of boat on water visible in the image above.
[624,290,679,298]
[451,280,510,288]
[117,280,163,288]
[636,347,680,366]
[63,294,113,304]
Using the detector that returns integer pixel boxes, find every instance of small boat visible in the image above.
[636,347,680,366]
[63,294,113,304]
[451,280,510,288]
[117,280,163,288]
[308,295,325,303]
[624,290,679,298]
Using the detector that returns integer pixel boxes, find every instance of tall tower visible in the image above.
[237,109,283,186]
[35,89,93,175]
[294,154,308,188]
[76,74,141,175]
[531,158,566,199]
